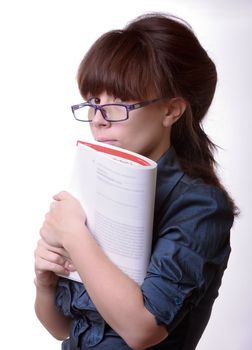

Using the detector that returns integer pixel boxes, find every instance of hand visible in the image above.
[34,239,75,288]
[40,191,87,248]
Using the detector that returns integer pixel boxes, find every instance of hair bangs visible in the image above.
[77,30,161,101]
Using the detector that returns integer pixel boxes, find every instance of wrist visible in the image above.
[62,226,90,253]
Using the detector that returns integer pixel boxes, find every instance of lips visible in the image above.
[96,138,117,144]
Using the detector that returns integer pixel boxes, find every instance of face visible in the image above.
[88,92,173,161]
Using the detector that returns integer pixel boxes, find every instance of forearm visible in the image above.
[63,228,167,349]
[34,280,70,340]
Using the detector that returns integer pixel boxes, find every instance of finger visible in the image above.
[39,225,51,240]
[36,256,69,275]
[64,260,76,272]
[53,191,72,201]
[50,201,57,210]
[45,251,67,266]
[48,246,70,259]
[44,212,52,223]
[35,244,66,265]
[40,239,70,259]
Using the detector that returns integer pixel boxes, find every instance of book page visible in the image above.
[67,142,157,285]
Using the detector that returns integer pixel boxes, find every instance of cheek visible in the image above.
[124,115,162,140]
[89,124,95,135]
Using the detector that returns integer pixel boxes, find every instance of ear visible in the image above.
[162,98,187,128]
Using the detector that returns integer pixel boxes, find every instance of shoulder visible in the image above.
[156,175,234,258]
[155,147,234,249]
[158,167,233,222]
[177,175,232,214]
[174,175,233,218]
[156,148,232,221]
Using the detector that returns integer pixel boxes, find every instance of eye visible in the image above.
[88,97,101,105]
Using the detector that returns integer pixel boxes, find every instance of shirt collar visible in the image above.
[155,147,185,209]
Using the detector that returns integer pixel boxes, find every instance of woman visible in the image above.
[34,13,237,349]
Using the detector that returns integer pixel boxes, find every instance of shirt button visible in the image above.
[174,297,183,305]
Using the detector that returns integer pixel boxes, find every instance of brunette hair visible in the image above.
[77,13,238,215]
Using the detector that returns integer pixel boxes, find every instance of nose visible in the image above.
[91,107,111,128]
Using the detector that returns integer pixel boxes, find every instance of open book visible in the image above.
[66,140,157,285]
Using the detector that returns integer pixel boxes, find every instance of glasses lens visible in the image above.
[72,105,92,121]
[73,104,127,122]
[103,105,127,121]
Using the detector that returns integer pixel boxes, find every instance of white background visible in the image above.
[0,1,251,349]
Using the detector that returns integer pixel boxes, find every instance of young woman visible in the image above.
[34,13,237,350]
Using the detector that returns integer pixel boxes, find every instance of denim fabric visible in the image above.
[56,147,233,350]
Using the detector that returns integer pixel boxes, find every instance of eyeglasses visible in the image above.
[71,97,165,122]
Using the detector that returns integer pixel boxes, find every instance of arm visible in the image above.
[40,192,168,349]
[64,226,168,349]
[34,239,72,340]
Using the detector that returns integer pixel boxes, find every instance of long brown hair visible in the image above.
[77,13,238,216]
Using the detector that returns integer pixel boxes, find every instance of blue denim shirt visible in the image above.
[55,147,233,350]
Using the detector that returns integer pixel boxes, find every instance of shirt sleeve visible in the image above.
[141,183,234,330]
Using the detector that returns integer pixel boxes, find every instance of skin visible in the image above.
[34,92,186,349]
[89,93,183,161]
